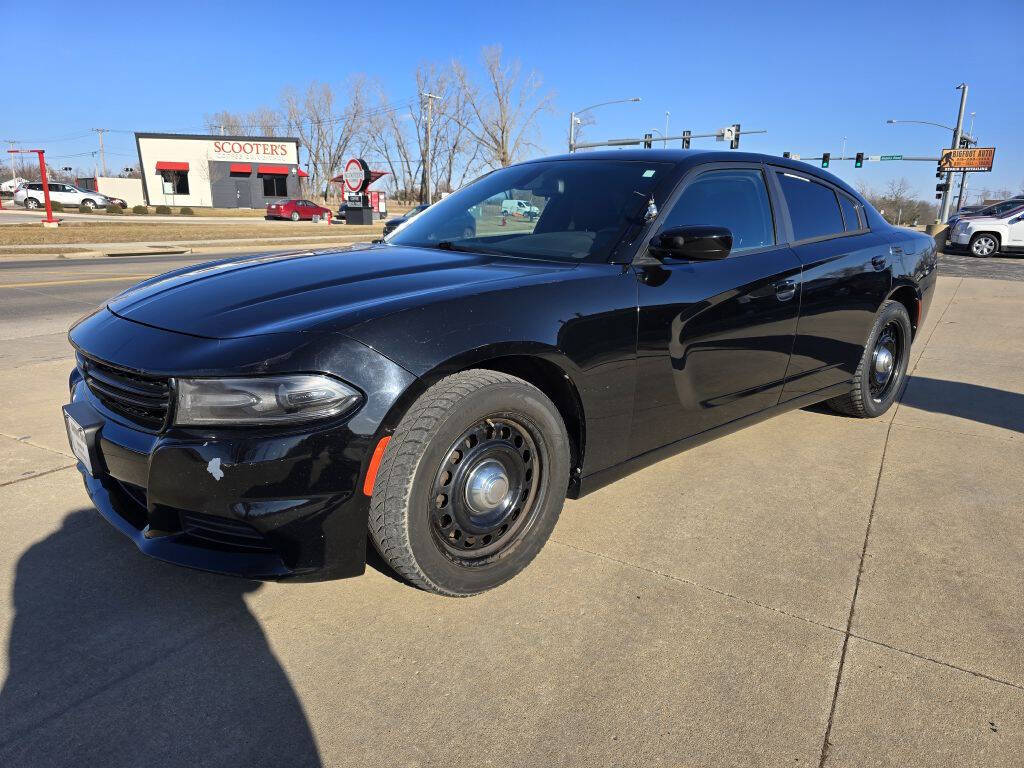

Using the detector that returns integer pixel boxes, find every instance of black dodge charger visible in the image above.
[65,150,937,596]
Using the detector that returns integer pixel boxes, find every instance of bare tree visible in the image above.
[203,107,282,137]
[282,78,368,202]
[452,46,554,168]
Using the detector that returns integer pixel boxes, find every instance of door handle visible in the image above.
[774,280,797,302]
[871,255,887,271]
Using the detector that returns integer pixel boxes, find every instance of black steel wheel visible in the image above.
[429,417,540,561]
[867,320,904,403]
[826,300,912,418]
[368,369,570,596]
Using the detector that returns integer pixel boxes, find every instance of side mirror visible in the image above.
[648,226,732,261]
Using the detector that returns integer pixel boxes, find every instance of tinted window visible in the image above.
[390,159,671,262]
[778,172,845,240]
[838,193,862,232]
[658,169,774,252]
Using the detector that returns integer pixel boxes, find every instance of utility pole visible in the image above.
[938,84,967,223]
[420,92,440,205]
[92,128,107,177]
[7,140,15,188]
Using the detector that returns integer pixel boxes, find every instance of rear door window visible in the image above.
[777,172,845,241]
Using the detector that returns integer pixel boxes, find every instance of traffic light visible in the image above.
[730,123,740,149]
[782,152,792,158]
[936,165,944,179]
[854,152,864,168]
[681,130,691,150]
[821,152,830,169]
[935,193,942,200]
[936,182,950,192]
[643,133,653,149]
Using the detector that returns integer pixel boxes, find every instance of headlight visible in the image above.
[174,374,361,426]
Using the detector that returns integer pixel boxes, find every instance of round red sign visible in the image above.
[342,158,371,193]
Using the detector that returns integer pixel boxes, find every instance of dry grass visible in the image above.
[0,221,383,247]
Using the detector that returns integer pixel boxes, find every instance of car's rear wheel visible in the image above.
[81,199,96,210]
[290,211,300,221]
[969,233,999,257]
[826,300,912,418]
[25,198,40,209]
[368,369,570,596]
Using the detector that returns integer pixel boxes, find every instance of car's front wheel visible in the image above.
[368,370,570,596]
[290,211,300,221]
[826,300,912,418]
[969,233,999,257]
[25,198,40,209]
[81,199,96,210]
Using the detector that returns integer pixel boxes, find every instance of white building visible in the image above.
[135,132,305,209]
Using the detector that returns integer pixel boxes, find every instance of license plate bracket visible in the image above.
[63,402,105,477]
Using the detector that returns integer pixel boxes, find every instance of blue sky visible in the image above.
[9,0,1023,201]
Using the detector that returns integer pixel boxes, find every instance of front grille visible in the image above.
[79,353,170,430]
[180,511,272,551]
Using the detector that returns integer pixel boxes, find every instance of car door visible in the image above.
[769,168,893,399]
[1006,211,1024,249]
[632,163,802,457]
[48,183,70,206]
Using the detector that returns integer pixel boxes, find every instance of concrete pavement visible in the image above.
[0,252,1021,766]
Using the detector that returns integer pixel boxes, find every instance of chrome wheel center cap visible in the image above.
[873,346,894,378]
[465,460,510,513]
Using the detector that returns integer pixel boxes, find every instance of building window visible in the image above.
[161,170,189,195]
[261,174,288,197]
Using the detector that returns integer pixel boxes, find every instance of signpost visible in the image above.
[7,149,57,226]
[939,147,995,173]
[341,158,373,225]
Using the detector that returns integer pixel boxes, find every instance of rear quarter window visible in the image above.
[777,172,845,241]
[837,193,863,231]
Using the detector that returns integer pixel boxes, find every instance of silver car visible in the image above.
[14,182,112,210]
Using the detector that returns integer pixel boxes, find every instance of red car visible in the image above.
[266,199,331,222]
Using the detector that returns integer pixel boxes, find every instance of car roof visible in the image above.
[526,148,864,200]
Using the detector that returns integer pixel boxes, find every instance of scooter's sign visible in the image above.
[342,158,371,193]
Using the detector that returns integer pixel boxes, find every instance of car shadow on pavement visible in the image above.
[0,509,322,768]
[899,376,1024,434]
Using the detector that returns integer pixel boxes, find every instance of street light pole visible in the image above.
[664,111,670,149]
[956,112,976,210]
[568,97,641,152]
[840,136,847,161]
[939,83,968,223]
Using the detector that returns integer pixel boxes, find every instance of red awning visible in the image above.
[296,168,308,178]
[155,161,189,172]
[229,163,251,174]
[257,164,290,175]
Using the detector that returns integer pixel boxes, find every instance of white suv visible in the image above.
[14,182,113,210]
[949,203,1024,257]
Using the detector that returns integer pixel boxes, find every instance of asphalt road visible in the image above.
[1,248,1022,767]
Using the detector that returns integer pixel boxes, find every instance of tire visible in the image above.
[368,369,571,596]
[290,211,300,222]
[969,232,999,257]
[81,199,96,210]
[826,300,912,418]
[25,198,40,209]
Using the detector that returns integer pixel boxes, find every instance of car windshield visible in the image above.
[388,159,673,262]
[980,200,1024,217]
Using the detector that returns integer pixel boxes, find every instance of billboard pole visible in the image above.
[939,84,968,223]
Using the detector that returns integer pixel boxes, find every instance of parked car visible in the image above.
[266,199,331,221]
[945,204,984,225]
[14,182,113,210]
[106,196,127,209]
[501,198,540,219]
[1,176,29,195]
[945,198,1024,245]
[382,203,429,236]
[65,149,936,596]
[947,203,1024,256]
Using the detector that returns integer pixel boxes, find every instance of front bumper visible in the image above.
[65,310,417,581]
[68,378,368,580]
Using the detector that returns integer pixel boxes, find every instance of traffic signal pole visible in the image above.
[938,84,968,223]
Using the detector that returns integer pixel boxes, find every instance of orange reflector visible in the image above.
[362,435,391,496]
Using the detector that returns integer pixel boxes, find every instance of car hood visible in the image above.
[105,245,572,340]
[962,216,1007,226]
